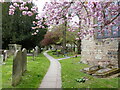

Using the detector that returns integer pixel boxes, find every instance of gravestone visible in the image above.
[22,48,27,74]
[32,49,35,60]
[35,46,39,56]
[8,44,22,55]
[0,55,3,65]
[3,50,7,61]
[12,50,22,86]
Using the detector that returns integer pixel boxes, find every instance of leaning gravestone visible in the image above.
[22,48,27,74]
[12,50,22,86]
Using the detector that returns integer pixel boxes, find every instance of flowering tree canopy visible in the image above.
[41,1,119,39]
[7,0,120,39]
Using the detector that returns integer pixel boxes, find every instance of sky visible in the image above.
[33,0,50,14]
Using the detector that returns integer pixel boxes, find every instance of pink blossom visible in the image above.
[22,2,27,5]
[32,27,36,30]
[113,32,117,35]
[31,6,38,13]
[24,6,28,10]
[27,1,32,4]
[27,11,33,16]
[20,4,25,7]
[78,32,80,35]
[35,15,40,20]
[42,26,45,28]
[33,21,36,24]
[39,25,44,28]
[9,5,15,10]
[22,11,27,15]
[9,10,14,15]
[72,30,75,32]
[13,3,19,7]
[19,7,25,10]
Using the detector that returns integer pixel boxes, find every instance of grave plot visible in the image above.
[81,63,120,78]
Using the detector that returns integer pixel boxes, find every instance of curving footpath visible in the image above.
[39,51,62,88]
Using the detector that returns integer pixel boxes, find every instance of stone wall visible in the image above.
[81,36,120,66]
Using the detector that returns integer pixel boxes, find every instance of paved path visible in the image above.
[39,51,62,88]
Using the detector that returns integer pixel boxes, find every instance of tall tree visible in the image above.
[2,2,47,50]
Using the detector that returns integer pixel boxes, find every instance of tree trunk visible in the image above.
[73,43,75,52]
[77,39,81,54]
[62,19,67,55]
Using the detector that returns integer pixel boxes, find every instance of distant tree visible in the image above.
[2,2,47,50]
[41,30,62,47]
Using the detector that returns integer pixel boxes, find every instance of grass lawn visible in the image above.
[60,57,119,88]
[2,52,50,88]
[0,64,2,89]
[47,50,78,59]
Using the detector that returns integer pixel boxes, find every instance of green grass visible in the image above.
[2,52,50,88]
[47,50,78,59]
[60,57,119,88]
[0,64,2,89]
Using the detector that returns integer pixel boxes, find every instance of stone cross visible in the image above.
[12,50,22,86]
[22,48,27,74]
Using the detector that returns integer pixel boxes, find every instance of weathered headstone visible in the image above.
[3,50,7,61]
[22,48,27,74]
[32,49,35,60]
[35,46,39,56]
[0,55,3,65]
[12,50,22,86]
[8,44,22,55]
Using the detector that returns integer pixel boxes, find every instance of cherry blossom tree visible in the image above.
[6,0,120,49]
